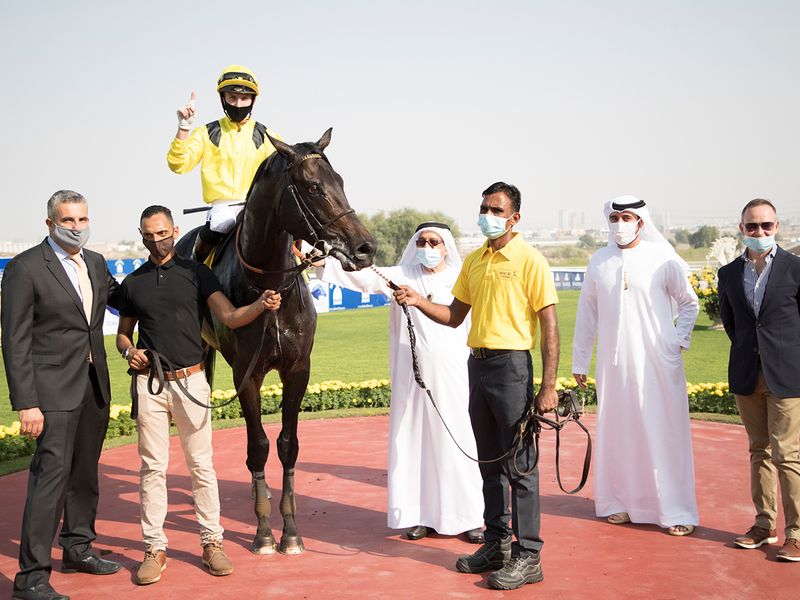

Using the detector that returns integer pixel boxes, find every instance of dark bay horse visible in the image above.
[175,128,376,554]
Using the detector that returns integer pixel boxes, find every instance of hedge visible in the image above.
[0,377,738,463]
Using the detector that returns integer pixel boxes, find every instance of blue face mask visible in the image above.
[416,247,443,269]
[743,235,775,253]
[478,214,511,240]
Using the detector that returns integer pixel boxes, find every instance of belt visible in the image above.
[470,348,516,359]
[137,361,204,380]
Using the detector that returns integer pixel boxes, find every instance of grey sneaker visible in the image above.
[487,554,543,590]
[455,536,511,573]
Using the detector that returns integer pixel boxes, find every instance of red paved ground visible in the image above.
[0,415,796,599]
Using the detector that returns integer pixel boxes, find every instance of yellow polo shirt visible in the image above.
[452,233,559,350]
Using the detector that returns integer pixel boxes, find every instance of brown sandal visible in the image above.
[667,524,695,536]
[607,512,631,525]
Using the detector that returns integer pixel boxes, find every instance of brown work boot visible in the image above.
[202,541,233,576]
[733,525,778,549]
[135,548,166,585]
[776,538,800,562]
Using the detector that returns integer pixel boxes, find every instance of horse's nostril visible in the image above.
[356,241,375,259]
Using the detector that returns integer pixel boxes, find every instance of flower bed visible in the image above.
[689,265,721,322]
[0,377,737,463]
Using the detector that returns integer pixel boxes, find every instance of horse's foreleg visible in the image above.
[276,368,309,555]
[238,376,276,555]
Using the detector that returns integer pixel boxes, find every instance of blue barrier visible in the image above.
[552,269,586,290]
[1,258,585,296]
[0,257,389,313]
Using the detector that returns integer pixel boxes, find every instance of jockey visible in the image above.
[167,64,282,263]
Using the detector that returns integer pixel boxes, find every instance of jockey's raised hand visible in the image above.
[176,91,196,135]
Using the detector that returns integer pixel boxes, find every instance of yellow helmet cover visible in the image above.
[217,64,259,95]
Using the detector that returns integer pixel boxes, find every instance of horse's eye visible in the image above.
[308,184,319,194]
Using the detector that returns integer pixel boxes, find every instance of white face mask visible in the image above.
[609,220,640,246]
[477,213,511,240]
[416,247,444,269]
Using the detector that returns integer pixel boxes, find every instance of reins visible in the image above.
[139,150,357,416]
[371,265,592,494]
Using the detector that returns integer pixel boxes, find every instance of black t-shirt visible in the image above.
[119,255,223,368]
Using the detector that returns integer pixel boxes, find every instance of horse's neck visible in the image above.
[240,184,295,274]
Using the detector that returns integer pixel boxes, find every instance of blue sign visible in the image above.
[327,284,390,311]
[552,269,586,290]
[0,257,144,278]
[108,258,146,276]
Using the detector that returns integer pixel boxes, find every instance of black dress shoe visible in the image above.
[465,527,485,544]
[61,552,121,575]
[12,582,70,600]
[406,525,431,540]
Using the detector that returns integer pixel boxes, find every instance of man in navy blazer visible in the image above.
[2,191,123,600]
[718,198,800,563]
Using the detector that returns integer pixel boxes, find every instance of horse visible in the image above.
[175,128,376,555]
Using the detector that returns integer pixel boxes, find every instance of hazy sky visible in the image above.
[1,0,798,242]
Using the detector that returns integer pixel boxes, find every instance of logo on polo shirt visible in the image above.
[497,270,518,281]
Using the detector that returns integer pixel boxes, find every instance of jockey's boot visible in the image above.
[192,235,215,264]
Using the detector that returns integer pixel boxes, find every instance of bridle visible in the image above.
[234,152,353,283]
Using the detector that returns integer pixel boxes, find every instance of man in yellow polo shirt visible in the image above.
[394,181,559,591]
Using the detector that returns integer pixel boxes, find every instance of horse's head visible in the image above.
[267,128,376,270]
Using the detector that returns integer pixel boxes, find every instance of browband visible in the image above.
[287,153,323,169]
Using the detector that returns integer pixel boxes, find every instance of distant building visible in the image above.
[0,240,37,256]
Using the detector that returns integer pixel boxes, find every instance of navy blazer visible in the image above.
[1,239,121,411]
[718,245,800,398]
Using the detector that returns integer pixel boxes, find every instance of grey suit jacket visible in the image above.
[1,238,121,411]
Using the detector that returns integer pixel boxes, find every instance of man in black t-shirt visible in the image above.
[116,205,280,585]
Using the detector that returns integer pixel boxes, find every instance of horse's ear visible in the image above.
[267,132,299,163]
[316,127,333,151]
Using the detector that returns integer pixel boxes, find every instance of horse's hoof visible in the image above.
[278,536,305,555]
[251,536,277,555]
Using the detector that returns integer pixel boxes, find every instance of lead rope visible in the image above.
[369,265,592,493]
[369,266,521,467]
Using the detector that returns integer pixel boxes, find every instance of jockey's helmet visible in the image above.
[217,65,259,96]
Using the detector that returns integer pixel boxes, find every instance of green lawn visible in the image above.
[0,290,730,426]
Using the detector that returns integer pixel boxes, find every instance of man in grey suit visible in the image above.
[2,191,122,600]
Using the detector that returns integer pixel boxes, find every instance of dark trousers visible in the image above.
[468,350,541,557]
[15,367,110,590]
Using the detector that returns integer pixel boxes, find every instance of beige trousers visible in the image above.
[735,371,800,538]
[136,371,224,550]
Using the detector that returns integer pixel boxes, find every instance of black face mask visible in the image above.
[222,100,253,123]
[143,236,174,262]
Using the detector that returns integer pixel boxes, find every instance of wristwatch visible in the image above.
[122,346,135,360]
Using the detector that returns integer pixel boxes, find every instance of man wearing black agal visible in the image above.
[116,205,280,585]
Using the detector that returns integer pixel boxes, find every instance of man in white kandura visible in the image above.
[572,196,700,536]
[316,222,484,543]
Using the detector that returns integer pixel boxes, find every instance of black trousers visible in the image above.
[15,366,110,590]
[468,350,541,557]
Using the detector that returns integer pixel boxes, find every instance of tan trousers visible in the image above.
[136,371,224,550]
[735,371,800,538]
